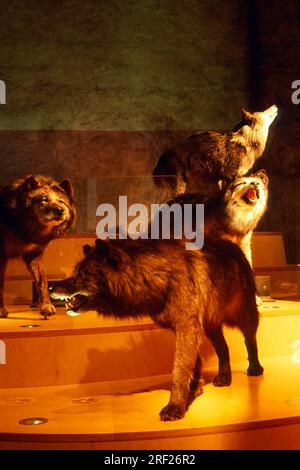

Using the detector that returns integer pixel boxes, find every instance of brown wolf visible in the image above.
[163,169,269,267]
[153,105,277,195]
[51,237,263,421]
[0,175,76,318]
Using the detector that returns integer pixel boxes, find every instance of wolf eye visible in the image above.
[35,196,48,203]
[234,182,245,189]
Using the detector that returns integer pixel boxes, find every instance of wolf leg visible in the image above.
[245,338,264,376]
[0,256,8,318]
[241,235,262,307]
[205,327,232,386]
[244,333,264,376]
[24,252,56,318]
[160,322,200,421]
[242,237,253,267]
[188,354,203,403]
[241,310,264,376]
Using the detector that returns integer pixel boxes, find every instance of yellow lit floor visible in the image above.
[0,356,300,445]
[0,302,300,449]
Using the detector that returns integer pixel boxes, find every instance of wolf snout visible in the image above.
[266,104,278,116]
[44,205,65,219]
[49,290,71,301]
[48,278,76,299]
[52,206,65,217]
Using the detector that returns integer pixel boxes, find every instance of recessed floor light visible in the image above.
[19,417,48,425]
[20,324,41,328]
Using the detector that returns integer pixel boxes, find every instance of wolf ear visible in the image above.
[59,179,74,198]
[95,239,120,268]
[23,175,39,191]
[83,244,93,256]
[254,169,269,187]
[242,109,253,121]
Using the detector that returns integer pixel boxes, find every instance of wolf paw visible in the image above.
[159,403,186,421]
[40,302,56,318]
[0,308,9,318]
[213,373,232,387]
[247,364,264,376]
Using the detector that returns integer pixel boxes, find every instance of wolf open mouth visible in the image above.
[242,187,259,205]
[44,213,65,222]
[51,292,89,316]
[65,293,89,316]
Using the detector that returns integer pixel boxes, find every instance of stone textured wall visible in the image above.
[0,130,192,231]
[0,0,252,239]
[250,0,300,262]
[0,0,299,262]
[0,0,249,131]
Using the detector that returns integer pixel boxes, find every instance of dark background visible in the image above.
[0,0,299,262]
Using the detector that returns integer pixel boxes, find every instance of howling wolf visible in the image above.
[153,105,277,195]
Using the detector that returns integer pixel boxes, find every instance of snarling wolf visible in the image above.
[51,237,263,421]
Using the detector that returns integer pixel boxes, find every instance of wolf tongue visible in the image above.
[247,189,257,201]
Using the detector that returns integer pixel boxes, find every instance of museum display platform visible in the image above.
[0,301,300,450]
[0,232,299,449]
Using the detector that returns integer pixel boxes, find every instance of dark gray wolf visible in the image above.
[0,175,76,318]
[51,237,263,421]
[153,105,277,195]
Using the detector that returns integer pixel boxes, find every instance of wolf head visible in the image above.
[50,239,118,316]
[241,105,278,129]
[0,175,76,241]
[233,105,278,133]
[232,105,278,162]
[222,169,269,235]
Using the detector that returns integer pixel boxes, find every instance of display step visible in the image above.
[4,231,299,305]
[0,301,299,388]
[0,355,300,450]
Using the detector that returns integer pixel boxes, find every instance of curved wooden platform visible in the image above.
[0,301,300,389]
[0,229,299,449]
[0,356,300,449]
[0,301,300,449]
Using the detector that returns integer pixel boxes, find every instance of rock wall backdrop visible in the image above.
[0,0,299,262]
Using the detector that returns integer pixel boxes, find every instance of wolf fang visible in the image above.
[104,454,139,468]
